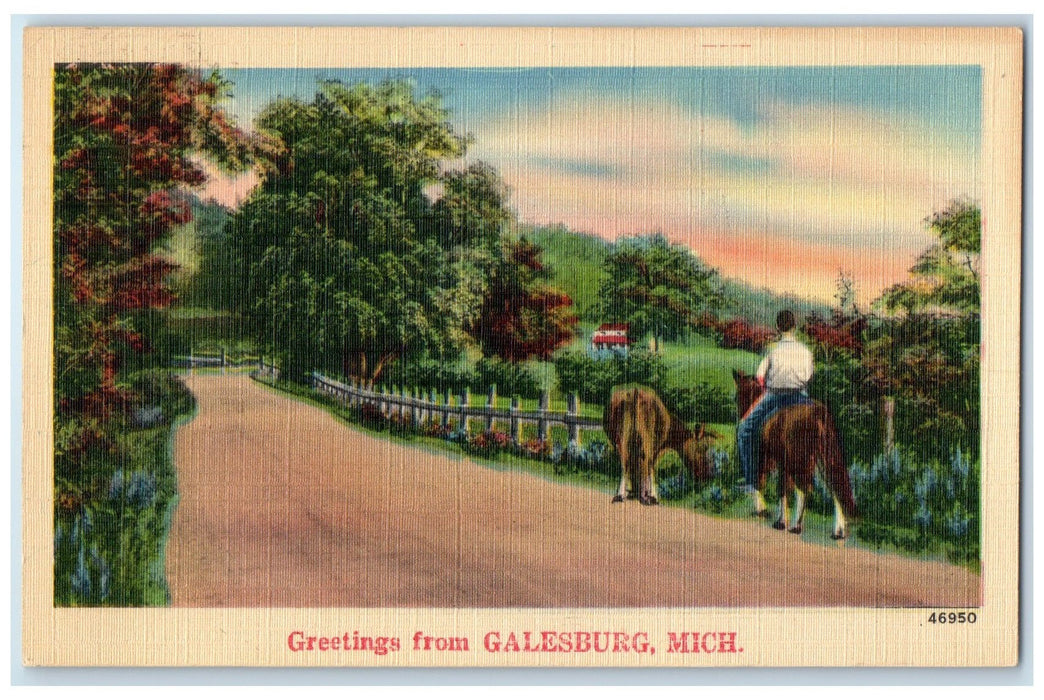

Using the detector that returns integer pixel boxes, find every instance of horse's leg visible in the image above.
[773,466,788,531]
[752,457,771,517]
[613,440,631,503]
[789,466,814,534]
[646,453,660,505]
[640,450,658,505]
[831,494,848,539]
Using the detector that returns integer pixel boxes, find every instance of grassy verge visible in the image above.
[53,374,196,606]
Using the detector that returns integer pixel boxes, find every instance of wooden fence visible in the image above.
[255,360,280,382]
[309,371,603,447]
[172,351,261,372]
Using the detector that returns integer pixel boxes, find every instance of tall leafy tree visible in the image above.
[53,63,254,503]
[878,199,981,315]
[231,81,475,383]
[598,234,724,351]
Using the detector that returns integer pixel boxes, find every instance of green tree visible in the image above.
[862,200,982,459]
[598,234,723,351]
[878,200,981,315]
[230,80,494,384]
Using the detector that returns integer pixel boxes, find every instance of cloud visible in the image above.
[465,93,979,303]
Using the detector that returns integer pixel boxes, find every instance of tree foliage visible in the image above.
[469,238,577,362]
[878,200,981,315]
[231,80,577,382]
[799,203,982,463]
[227,81,472,383]
[54,63,254,501]
[598,234,723,350]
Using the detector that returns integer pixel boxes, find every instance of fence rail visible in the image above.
[172,352,261,371]
[308,371,603,447]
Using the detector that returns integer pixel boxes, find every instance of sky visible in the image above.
[202,65,982,305]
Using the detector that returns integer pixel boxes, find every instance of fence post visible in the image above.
[486,384,497,432]
[460,389,471,435]
[881,396,896,453]
[510,397,522,445]
[538,392,550,442]
[567,393,581,448]
[442,389,452,428]
[220,348,226,375]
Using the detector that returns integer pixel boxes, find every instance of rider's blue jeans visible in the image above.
[737,390,813,486]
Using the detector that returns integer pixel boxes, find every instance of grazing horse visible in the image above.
[732,370,859,539]
[604,386,716,505]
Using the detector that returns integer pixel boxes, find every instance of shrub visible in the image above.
[356,401,389,430]
[659,383,735,425]
[690,447,745,512]
[473,357,541,398]
[462,430,513,459]
[554,349,667,405]
[389,357,476,395]
[719,318,775,353]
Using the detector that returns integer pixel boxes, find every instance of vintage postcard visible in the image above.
[22,25,1022,667]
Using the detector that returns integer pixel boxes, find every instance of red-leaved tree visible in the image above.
[470,238,578,362]
[53,63,255,507]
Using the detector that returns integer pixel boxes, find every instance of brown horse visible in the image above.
[604,386,716,505]
[732,370,859,539]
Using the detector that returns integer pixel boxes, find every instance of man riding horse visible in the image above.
[736,310,814,494]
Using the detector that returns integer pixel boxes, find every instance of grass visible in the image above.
[658,337,761,391]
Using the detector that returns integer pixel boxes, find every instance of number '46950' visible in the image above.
[928,612,977,624]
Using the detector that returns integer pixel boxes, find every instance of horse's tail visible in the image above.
[816,405,859,519]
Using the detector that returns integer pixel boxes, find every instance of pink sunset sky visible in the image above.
[200,66,981,305]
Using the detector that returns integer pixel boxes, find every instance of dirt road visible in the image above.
[166,374,980,607]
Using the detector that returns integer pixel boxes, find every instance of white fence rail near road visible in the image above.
[307,370,603,447]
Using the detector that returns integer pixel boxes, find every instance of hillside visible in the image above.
[517,224,830,328]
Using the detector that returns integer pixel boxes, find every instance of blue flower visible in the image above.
[945,504,971,538]
[126,472,158,508]
[109,469,125,500]
[914,503,932,530]
[711,448,729,476]
[951,449,970,480]
[914,469,937,501]
[110,471,158,509]
[71,541,90,598]
[90,545,111,602]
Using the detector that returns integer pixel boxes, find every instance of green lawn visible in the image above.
[658,338,761,391]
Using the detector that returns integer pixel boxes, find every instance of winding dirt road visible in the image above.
[165,375,980,607]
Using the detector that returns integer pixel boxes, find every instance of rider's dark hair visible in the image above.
[776,309,796,332]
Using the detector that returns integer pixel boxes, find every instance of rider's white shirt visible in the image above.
[756,332,814,391]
